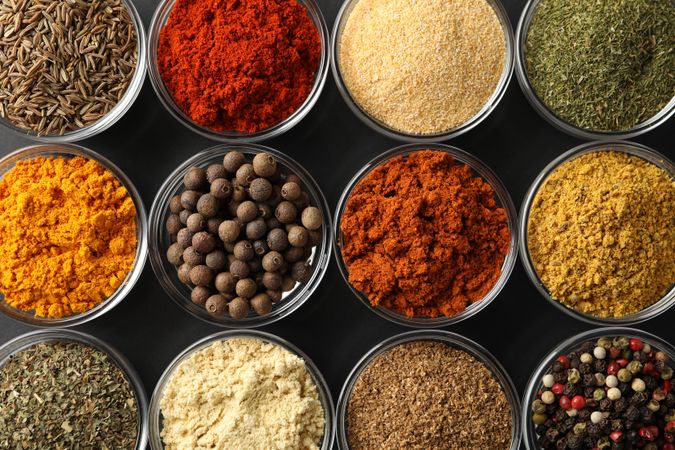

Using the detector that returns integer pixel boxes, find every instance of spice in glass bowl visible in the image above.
[527,151,675,318]
[0,156,137,318]
[0,341,139,448]
[0,0,139,136]
[524,0,675,132]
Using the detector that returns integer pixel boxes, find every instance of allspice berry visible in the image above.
[293,191,310,210]
[215,272,236,294]
[262,271,282,290]
[257,203,273,219]
[237,201,258,223]
[262,251,283,272]
[205,250,227,270]
[281,182,301,201]
[184,167,207,190]
[281,276,296,291]
[179,209,190,225]
[252,153,277,177]
[251,293,273,315]
[191,286,211,306]
[234,240,255,261]
[232,182,247,202]
[181,190,201,211]
[288,225,309,247]
[205,294,228,317]
[267,289,282,303]
[166,214,182,235]
[187,213,206,232]
[285,174,302,185]
[206,218,222,235]
[284,246,304,263]
[218,220,240,243]
[236,278,257,298]
[230,260,250,280]
[236,163,256,186]
[301,206,322,230]
[267,228,289,251]
[167,243,184,265]
[229,297,250,320]
[170,195,183,214]
[177,263,192,284]
[223,151,245,173]
[176,228,194,249]
[183,246,205,266]
[192,231,216,254]
[291,261,311,283]
[249,178,272,202]
[196,193,219,218]
[206,164,227,183]
[210,178,232,200]
[275,201,297,224]
[253,240,269,256]
[189,265,213,286]
[246,218,267,240]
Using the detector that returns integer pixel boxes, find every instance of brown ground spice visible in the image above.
[346,340,513,450]
[340,150,510,318]
[528,151,675,318]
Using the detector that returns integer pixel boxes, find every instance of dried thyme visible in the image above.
[524,0,675,132]
[0,0,138,136]
[0,340,139,449]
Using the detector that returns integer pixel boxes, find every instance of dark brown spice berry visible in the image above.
[230,260,250,280]
[248,258,262,273]
[232,182,247,202]
[206,218,222,235]
[292,191,310,210]
[187,213,206,232]
[281,181,301,201]
[184,167,208,190]
[170,195,183,214]
[180,190,201,211]
[301,206,322,230]
[291,261,311,283]
[218,220,240,243]
[176,228,194,249]
[177,263,192,284]
[166,243,184,265]
[262,251,283,272]
[252,153,277,177]
[206,164,227,183]
[250,293,273,315]
[284,246,304,263]
[266,217,282,230]
[237,201,258,223]
[275,201,297,224]
[191,286,211,306]
[281,276,295,292]
[267,228,289,252]
[253,240,269,255]
[205,250,227,270]
[196,194,219,218]
[235,278,257,298]
[205,294,228,317]
[246,218,267,240]
[179,209,191,225]
[249,178,273,202]
[166,214,182,235]
[210,178,232,200]
[223,151,245,173]
[285,174,302,185]
[228,297,249,320]
[233,240,255,261]
[215,272,236,294]
[267,289,282,302]
[268,185,283,206]
[183,246,205,266]
[288,225,308,247]
[262,272,282,290]
[257,203,273,219]
[189,265,213,286]
[192,231,216,254]
[236,163,256,186]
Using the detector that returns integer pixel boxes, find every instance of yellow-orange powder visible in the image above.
[0,156,137,318]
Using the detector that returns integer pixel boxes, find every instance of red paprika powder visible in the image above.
[157,0,321,133]
[340,150,510,318]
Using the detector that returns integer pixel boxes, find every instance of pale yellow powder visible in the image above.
[159,337,325,450]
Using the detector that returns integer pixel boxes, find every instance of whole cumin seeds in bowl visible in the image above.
[0,0,146,142]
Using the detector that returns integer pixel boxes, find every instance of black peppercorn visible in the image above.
[184,167,208,190]
[191,286,211,306]
[189,265,213,286]
[223,151,245,173]
[206,164,227,183]
[249,178,272,202]
[215,272,235,294]
[252,153,276,177]
[246,218,267,240]
[205,294,228,317]
[180,190,201,211]
[166,214,182,235]
[210,178,232,200]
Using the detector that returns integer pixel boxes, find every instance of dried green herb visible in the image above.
[0,341,139,450]
[525,0,675,132]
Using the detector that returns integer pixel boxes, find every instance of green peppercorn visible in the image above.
[206,164,227,183]
[275,201,297,224]
[183,246,205,266]
[196,193,219,218]
[627,360,643,375]
[223,151,245,173]
[210,178,232,200]
[573,423,586,435]
[236,163,256,187]
[189,265,213,286]
[191,286,211,306]
[166,243,184,266]
[166,214,182,235]
[568,368,581,384]
[613,337,629,349]
[249,178,272,202]
[170,195,183,214]
[532,399,546,414]
[617,368,632,383]
[661,366,673,380]
[593,388,606,401]
[250,293,273,315]
[234,240,255,262]
[215,272,236,294]
[184,167,208,190]
[187,213,206,232]
[597,437,610,450]
[218,220,240,243]
[594,373,606,386]
[281,182,301,201]
[647,400,660,412]
[252,153,277,177]
[532,413,547,425]
[597,337,612,349]
[246,218,267,240]
[228,297,250,320]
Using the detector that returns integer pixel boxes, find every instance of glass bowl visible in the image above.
[146,0,330,143]
[336,329,522,450]
[519,140,675,326]
[0,328,149,450]
[330,0,514,142]
[148,143,332,328]
[333,142,518,328]
[522,327,675,450]
[515,0,675,141]
[0,0,147,143]
[0,143,148,327]
[148,329,335,450]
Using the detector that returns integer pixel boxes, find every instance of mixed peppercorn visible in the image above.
[532,336,675,449]
[165,151,323,320]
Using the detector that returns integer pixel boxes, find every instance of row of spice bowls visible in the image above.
[1,0,672,143]
[3,324,674,449]
[0,139,672,329]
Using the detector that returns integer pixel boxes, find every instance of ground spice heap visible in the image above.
[0,0,138,135]
[160,337,325,450]
[347,340,513,450]
[531,335,675,450]
[340,150,510,318]
[157,0,321,134]
[525,0,675,132]
[0,156,137,318]
[338,0,505,135]
[0,340,139,449]
[528,151,675,318]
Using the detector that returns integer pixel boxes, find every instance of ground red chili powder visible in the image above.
[340,150,510,318]
[157,0,321,133]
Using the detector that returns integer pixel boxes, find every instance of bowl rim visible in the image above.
[0,0,147,143]
[521,326,675,450]
[0,328,149,450]
[0,143,148,327]
[146,0,330,143]
[518,140,675,326]
[333,142,519,328]
[330,0,515,142]
[148,329,336,450]
[148,143,333,328]
[514,0,675,141]
[335,329,522,450]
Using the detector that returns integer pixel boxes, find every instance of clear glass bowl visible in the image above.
[333,143,518,327]
[330,0,514,142]
[0,0,147,143]
[519,140,675,326]
[148,329,335,450]
[0,144,148,327]
[146,0,330,143]
[522,327,675,450]
[515,0,675,141]
[148,143,332,328]
[336,329,522,450]
[0,328,149,450]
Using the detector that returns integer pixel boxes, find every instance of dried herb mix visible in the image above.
[525,0,675,132]
[0,340,139,449]
[0,0,138,135]
[347,340,512,449]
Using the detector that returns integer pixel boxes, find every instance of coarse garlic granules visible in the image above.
[338,0,506,135]
[159,337,325,450]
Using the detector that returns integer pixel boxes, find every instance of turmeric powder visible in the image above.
[0,156,138,318]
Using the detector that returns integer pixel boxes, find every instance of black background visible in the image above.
[0,0,673,448]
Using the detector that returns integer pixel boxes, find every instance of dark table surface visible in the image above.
[0,0,673,448]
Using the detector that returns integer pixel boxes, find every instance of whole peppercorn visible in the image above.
[210,178,232,200]
[292,191,310,209]
[250,293,273,315]
[252,153,277,177]
[206,218,222,235]
[631,378,646,392]
[281,181,301,201]
[196,193,219,218]
[246,218,267,240]
[205,250,227,270]
[291,261,311,283]
[267,228,289,252]
[287,225,308,247]
[166,243,184,265]
[218,220,240,243]
[223,151,245,173]
[166,214,182,235]
[618,368,633,383]
[249,178,272,202]
[183,246,205,266]
[301,206,322,230]
[205,294,228,317]
[230,260,250,280]
[275,201,297,224]
[228,297,249,320]
[253,240,269,256]
[262,272,282,290]
[179,209,191,225]
[189,265,213,286]
[267,289,282,302]
[236,163,256,186]
[541,391,555,404]
[177,263,192,284]
[184,167,208,190]
[170,195,183,214]
[181,190,202,211]
[607,387,622,400]
[215,272,236,294]
[262,251,283,272]
[176,228,194,249]
[206,164,227,183]
[237,201,258,223]
[191,286,211,306]
[569,368,581,384]
[186,213,206,232]
[192,231,216,254]
[233,240,255,261]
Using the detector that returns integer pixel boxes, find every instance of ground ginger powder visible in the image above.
[159,337,325,450]
[0,156,137,318]
[528,151,675,318]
